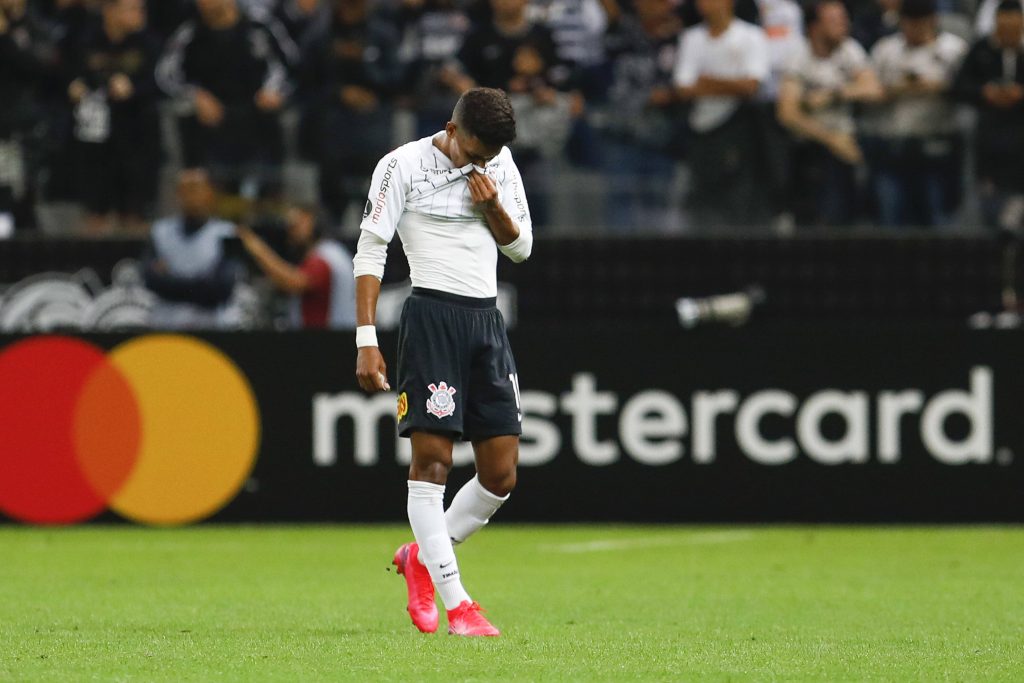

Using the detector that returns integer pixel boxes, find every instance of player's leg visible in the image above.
[437,434,513,636]
[446,435,517,545]
[448,303,522,546]
[396,430,460,633]
[407,429,467,611]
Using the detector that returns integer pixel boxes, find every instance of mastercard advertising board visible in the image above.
[1,326,1024,524]
[0,335,260,525]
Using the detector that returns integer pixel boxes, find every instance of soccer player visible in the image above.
[352,88,533,637]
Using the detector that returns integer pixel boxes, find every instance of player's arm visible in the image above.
[354,268,390,392]
[236,225,309,293]
[352,153,406,392]
[468,165,533,262]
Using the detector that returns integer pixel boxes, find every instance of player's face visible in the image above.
[446,123,501,169]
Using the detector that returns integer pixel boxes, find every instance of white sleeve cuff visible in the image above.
[498,231,533,263]
[352,230,389,280]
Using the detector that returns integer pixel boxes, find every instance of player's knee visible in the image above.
[479,468,516,498]
[410,460,451,485]
[410,449,453,485]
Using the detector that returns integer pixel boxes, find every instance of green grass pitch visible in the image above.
[1,525,1022,682]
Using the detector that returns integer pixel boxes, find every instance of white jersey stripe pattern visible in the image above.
[358,134,533,299]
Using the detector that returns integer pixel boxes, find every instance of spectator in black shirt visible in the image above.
[456,0,573,228]
[457,0,562,91]
[270,0,329,50]
[67,0,162,236]
[302,0,402,229]
[0,0,60,233]
[146,0,194,42]
[953,0,1024,229]
[157,0,292,200]
[396,0,474,137]
[598,0,683,232]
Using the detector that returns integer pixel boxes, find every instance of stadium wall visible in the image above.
[0,235,1010,322]
[0,326,1021,525]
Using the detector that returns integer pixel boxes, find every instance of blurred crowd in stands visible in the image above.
[1,0,1023,237]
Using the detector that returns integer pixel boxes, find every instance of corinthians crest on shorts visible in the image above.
[426,381,457,418]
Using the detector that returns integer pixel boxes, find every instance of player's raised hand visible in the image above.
[356,347,390,392]
[467,171,499,211]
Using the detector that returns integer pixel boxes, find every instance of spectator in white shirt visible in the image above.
[867,0,968,227]
[673,0,771,227]
[777,0,883,226]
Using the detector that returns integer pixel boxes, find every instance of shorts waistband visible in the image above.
[411,287,496,309]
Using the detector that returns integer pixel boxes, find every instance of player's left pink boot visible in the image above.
[447,600,500,637]
[393,542,438,633]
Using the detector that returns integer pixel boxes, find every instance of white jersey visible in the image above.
[358,134,532,299]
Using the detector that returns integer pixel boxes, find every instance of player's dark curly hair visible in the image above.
[453,88,517,148]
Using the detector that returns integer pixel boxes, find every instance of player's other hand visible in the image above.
[467,171,499,212]
[356,346,390,392]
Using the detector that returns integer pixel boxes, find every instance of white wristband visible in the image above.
[355,325,378,348]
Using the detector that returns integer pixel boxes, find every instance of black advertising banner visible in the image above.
[0,325,1021,524]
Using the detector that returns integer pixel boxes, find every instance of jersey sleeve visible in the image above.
[358,152,407,242]
[497,151,534,263]
[499,152,532,236]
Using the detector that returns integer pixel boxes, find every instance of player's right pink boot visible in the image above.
[393,542,438,633]
[447,600,500,637]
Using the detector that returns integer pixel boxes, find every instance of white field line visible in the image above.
[542,530,755,554]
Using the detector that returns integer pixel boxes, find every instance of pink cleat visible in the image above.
[447,600,500,637]
[393,542,438,633]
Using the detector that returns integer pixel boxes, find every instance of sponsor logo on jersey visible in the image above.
[426,381,457,418]
[397,391,408,420]
[371,157,399,224]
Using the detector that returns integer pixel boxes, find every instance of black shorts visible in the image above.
[396,288,522,441]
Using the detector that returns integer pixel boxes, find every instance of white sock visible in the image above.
[445,475,510,545]
[407,480,471,610]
